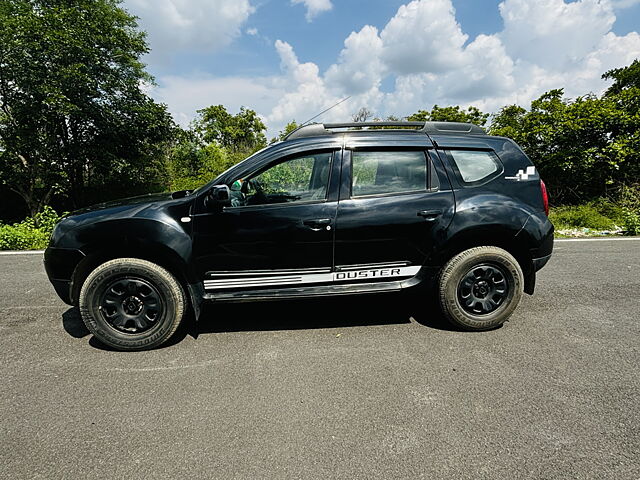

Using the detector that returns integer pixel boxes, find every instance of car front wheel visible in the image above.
[79,258,186,350]
[438,246,524,331]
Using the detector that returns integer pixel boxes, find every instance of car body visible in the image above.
[45,121,553,350]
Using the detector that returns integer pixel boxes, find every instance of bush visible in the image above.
[549,203,618,231]
[0,206,63,250]
[620,184,640,235]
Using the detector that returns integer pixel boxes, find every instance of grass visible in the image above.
[549,199,627,237]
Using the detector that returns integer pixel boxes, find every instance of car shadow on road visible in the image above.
[61,292,463,351]
[195,292,461,334]
[62,308,90,338]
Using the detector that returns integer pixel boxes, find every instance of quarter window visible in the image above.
[448,150,500,184]
[351,151,427,197]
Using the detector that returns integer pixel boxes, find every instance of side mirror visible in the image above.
[205,184,231,209]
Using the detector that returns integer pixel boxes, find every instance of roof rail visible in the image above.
[284,121,485,140]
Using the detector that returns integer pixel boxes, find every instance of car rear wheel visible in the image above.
[79,258,186,351]
[438,246,524,331]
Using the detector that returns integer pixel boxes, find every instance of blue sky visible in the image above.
[123,0,640,135]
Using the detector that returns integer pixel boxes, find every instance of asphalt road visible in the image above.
[1,239,639,479]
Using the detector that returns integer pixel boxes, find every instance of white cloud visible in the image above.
[325,26,385,95]
[611,0,640,8]
[380,0,468,74]
[499,0,615,69]
[124,0,254,59]
[153,74,284,127]
[148,0,640,138]
[291,0,333,22]
[268,41,334,125]
[246,27,258,36]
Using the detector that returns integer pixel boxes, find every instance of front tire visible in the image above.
[79,258,186,351]
[438,246,524,331]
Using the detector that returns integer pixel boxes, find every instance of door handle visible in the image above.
[417,210,442,221]
[303,218,332,231]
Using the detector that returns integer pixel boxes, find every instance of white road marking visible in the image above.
[0,305,62,310]
[0,250,44,255]
[109,360,218,373]
[555,237,640,242]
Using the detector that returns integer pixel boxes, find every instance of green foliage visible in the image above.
[490,81,640,203]
[408,105,489,126]
[623,208,640,235]
[166,128,250,191]
[271,121,300,143]
[0,206,62,250]
[550,203,619,231]
[0,0,176,215]
[619,184,640,235]
[603,59,640,96]
[195,105,266,152]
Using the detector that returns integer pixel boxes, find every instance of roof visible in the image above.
[284,121,486,141]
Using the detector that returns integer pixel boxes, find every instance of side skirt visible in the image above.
[203,280,406,303]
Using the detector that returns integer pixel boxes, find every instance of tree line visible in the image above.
[1,0,639,224]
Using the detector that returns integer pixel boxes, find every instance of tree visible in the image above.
[352,107,373,123]
[407,105,489,126]
[603,59,640,96]
[601,60,640,190]
[166,128,244,191]
[0,0,175,216]
[270,120,299,143]
[195,105,266,153]
[490,87,636,203]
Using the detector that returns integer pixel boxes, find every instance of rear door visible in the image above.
[333,139,455,281]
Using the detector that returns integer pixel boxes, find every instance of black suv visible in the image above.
[45,121,553,350]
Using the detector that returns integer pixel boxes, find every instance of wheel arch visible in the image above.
[70,238,195,307]
[433,225,536,295]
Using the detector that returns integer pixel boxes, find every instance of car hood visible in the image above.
[52,191,194,243]
[70,192,178,216]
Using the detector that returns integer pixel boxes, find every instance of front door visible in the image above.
[192,149,341,291]
[334,148,454,280]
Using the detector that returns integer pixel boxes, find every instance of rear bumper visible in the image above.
[44,247,85,305]
[533,253,552,271]
[524,216,554,271]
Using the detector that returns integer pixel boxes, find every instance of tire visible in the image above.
[438,246,524,331]
[79,258,186,351]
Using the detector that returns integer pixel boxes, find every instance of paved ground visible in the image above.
[1,239,639,479]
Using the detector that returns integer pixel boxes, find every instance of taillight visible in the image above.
[540,179,549,216]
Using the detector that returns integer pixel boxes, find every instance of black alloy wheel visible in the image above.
[457,263,508,315]
[99,277,164,334]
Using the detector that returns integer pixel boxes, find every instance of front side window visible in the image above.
[351,150,427,197]
[229,151,332,207]
[448,150,501,184]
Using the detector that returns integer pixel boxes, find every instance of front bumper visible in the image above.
[44,247,85,305]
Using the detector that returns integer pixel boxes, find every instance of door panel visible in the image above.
[193,202,337,274]
[334,149,454,270]
[192,149,341,285]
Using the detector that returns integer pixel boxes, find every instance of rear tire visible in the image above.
[438,246,523,331]
[79,258,186,351]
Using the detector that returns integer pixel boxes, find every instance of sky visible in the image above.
[122,0,640,136]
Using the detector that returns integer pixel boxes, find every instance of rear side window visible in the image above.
[351,151,427,197]
[448,150,501,184]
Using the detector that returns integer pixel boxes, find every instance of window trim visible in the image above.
[348,149,437,200]
[224,149,336,209]
[441,148,504,187]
